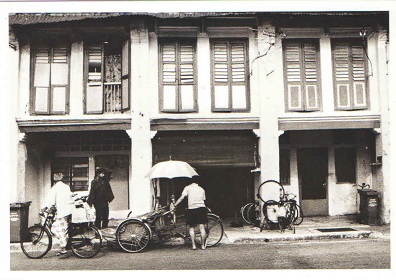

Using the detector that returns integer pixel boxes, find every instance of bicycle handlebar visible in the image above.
[353,183,371,189]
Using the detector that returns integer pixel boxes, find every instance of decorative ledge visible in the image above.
[16,117,132,133]
[278,115,381,131]
[151,117,260,131]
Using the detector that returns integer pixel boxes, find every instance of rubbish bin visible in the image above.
[357,189,379,225]
[10,201,31,243]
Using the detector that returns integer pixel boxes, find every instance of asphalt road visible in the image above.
[9,238,390,270]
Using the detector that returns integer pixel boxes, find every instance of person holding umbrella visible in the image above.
[172,175,208,250]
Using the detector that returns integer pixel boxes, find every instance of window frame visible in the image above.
[282,39,322,112]
[51,157,89,192]
[210,39,250,112]
[158,39,198,113]
[83,38,130,115]
[30,37,70,115]
[335,147,357,183]
[331,38,369,111]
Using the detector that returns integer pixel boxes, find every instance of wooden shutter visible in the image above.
[121,39,130,111]
[285,42,303,110]
[34,48,50,113]
[161,41,196,112]
[351,44,367,108]
[231,42,247,109]
[284,41,320,111]
[333,41,367,110]
[86,45,103,114]
[51,47,68,113]
[213,41,248,111]
[179,43,195,111]
[161,43,177,111]
[303,43,319,110]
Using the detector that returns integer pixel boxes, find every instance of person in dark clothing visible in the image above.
[87,167,115,229]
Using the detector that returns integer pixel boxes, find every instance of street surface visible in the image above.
[9,238,390,270]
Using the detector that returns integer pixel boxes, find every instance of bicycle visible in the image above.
[240,201,260,226]
[20,196,102,259]
[106,205,224,253]
[257,180,303,233]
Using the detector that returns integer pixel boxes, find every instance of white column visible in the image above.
[18,43,30,116]
[319,37,335,113]
[376,31,390,223]
[69,39,84,116]
[257,24,281,183]
[197,32,211,114]
[130,25,153,215]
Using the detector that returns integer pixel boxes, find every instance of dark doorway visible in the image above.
[297,148,328,216]
[196,167,254,219]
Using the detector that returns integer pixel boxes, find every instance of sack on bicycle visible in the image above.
[72,200,96,223]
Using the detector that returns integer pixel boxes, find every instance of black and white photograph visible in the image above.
[1,0,394,278]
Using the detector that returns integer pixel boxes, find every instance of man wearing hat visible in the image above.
[87,167,115,229]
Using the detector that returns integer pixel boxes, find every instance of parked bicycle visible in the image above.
[257,180,303,233]
[101,204,224,253]
[240,200,260,226]
[20,196,102,259]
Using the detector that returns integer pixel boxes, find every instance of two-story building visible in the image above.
[9,12,390,225]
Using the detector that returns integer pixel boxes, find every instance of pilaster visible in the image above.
[130,23,153,215]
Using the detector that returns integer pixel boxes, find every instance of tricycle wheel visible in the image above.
[116,220,151,253]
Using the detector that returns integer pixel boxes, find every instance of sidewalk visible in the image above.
[221,215,391,244]
[10,215,390,252]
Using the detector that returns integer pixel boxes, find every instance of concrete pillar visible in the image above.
[197,33,211,114]
[257,24,281,183]
[256,24,282,222]
[319,37,335,113]
[375,30,390,224]
[130,24,153,215]
[69,39,84,116]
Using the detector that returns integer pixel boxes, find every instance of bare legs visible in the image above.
[189,224,207,250]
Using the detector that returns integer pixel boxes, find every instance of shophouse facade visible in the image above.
[9,12,390,225]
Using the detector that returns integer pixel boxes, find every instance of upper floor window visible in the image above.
[332,39,368,110]
[211,39,250,112]
[31,37,70,115]
[283,39,321,112]
[85,38,129,114]
[159,40,197,112]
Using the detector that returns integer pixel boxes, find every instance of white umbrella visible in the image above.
[146,160,198,179]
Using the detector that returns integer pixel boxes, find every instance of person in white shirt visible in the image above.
[44,172,74,256]
[173,176,208,250]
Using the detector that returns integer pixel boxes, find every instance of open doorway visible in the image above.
[196,167,254,219]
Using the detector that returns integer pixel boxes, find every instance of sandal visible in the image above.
[56,250,68,256]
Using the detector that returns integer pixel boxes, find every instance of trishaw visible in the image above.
[100,160,224,253]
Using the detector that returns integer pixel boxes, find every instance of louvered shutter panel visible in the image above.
[161,43,177,111]
[351,44,367,108]
[51,47,68,113]
[303,43,319,110]
[213,42,230,109]
[121,39,130,111]
[231,42,247,109]
[285,42,303,110]
[86,45,103,114]
[179,43,195,111]
[334,44,352,109]
[34,48,50,113]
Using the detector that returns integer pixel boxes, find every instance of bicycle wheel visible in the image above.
[262,200,279,224]
[293,204,304,225]
[241,203,254,225]
[20,225,52,259]
[70,224,102,258]
[257,180,284,203]
[116,219,151,253]
[205,214,224,247]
